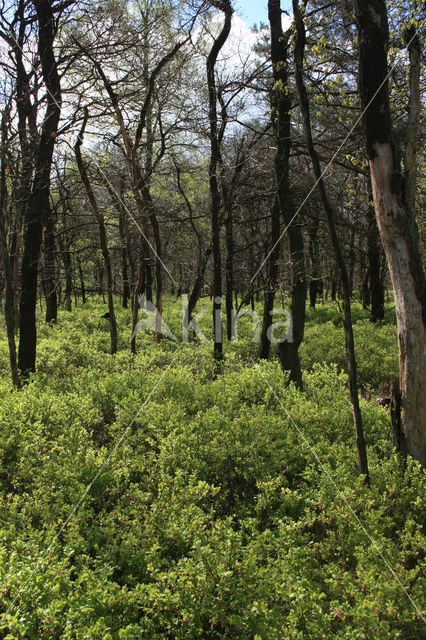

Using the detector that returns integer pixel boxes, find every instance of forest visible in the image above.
[0,0,424,638]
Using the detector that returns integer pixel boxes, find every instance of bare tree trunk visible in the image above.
[308,217,321,309]
[347,226,356,298]
[42,215,57,322]
[131,258,144,354]
[355,1,425,465]
[0,105,20,388]
[184,243,213,334]
[77,257,86,304]
[225,205,235,341]
[366,188,384,321]
[118,207,130,309]
[145,191,162,343]
[293,0,369,479]
[264,0,306,389]
[206,0,233,360]
[57,211,73,312]
[18,0,62,376]
[259,199,280,360]
[75,110,117,354]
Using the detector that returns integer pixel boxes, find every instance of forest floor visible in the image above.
[0,297,424,639]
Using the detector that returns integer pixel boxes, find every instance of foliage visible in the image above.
[0,298,423,639]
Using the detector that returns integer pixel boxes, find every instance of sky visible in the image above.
[233,0,293,28]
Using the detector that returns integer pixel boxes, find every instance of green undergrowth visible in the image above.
[0,297,423,639]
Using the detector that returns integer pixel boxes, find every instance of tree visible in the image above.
[206,0,233,359]
[259,0,306,390]
[293,0,369,479]
[355,0,426,466]
[0,102,20,387]
[17,0,65,375]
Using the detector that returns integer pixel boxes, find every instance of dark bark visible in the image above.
[265,0,306,389]
[77,257,86,304]
[259,199,280,360]
[347,226,356,298]
[57,212,73,312]
[293,0,368,479]
[366,190,384,321]
[18,0,62,376]
[184,243,213,335]
[225,205,235,341]
[131,259,144,354]
[42,215,57,322]
[308,210,321,309]
[0,106,20,388]
[207,0,233,359]
[118,207,130,309]
[145,190,162,342]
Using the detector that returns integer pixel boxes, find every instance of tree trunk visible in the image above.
[293,0,369,479]
[259,199,280,360]
[118,207,130,309]
[355,0,425,465]
[225,205,235,341]
[145,190,162,342]
[184,243,213,335]
[18,0,62,376]
[42,215,57,322]
[77,257,86,304]
[57,214,73,312]
[308,209,321,308]
[366,188,384,321]
[206,0,233,360]
[131,257,144,354]
[266,0,306,389]
[347,226,356,299]
[0,106,20,388]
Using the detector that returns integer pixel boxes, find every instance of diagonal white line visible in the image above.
[251,28,420,283]
[252,360,425,621]
[3,357,177,618]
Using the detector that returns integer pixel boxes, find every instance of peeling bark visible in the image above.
[355,0,426,466]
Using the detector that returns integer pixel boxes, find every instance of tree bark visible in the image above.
[0,106,20,388]
[77,257,86,304]
[225,204,235,341]
[355,0,426,465]
[293,0,369,479]
[118,206,130,309]
[265,0,306,389]
[42,215,57,322]
[58,210,73,312]
[206,0,233,360]
[366,188,384,321]
[18,0,62,376]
